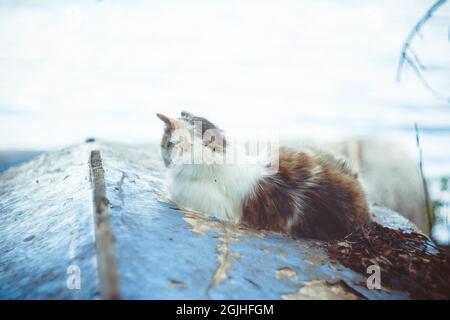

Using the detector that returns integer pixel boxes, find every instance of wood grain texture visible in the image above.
[90,150,121,300]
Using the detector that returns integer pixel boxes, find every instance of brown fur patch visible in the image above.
[241,147,370,240]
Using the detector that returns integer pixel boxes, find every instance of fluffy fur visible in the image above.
[157,111,371,240]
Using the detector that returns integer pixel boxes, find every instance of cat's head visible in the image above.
[156,111,226,167]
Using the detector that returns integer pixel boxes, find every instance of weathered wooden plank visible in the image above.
[89,150,121,300]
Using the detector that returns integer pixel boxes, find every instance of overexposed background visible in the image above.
[0,0,449,240]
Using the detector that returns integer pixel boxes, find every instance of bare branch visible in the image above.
[404,55,447,101]
[396,0,450,102]
[397,0,447,81]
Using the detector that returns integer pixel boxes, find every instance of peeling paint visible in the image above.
[182,209,263,239]
[276,267,298,281]
[181,211,245,291]
[282,280,360,300]
[210,240,239,286]
[181,209,264,292]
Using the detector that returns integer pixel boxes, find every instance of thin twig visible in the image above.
[407,47,426,70]
[404,55,444,101]
[414,123,434,235]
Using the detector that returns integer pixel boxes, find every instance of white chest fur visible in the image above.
[166,163,264,222]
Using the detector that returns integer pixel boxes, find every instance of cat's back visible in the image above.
[241,146,371,240]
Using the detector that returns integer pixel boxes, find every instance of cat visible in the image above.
[157,111,371,240]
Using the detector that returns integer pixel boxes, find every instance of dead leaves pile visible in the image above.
[327,222,450,299]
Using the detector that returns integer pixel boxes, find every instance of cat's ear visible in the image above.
[157,113,176,130]
[181,110,194,119]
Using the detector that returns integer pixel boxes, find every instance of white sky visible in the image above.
[0,0,449,150]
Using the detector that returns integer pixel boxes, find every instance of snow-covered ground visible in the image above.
[0,0,449,241]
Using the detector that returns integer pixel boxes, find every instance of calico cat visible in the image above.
[157,111,371,240]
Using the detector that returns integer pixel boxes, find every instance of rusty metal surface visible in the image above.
[0,142,421,299]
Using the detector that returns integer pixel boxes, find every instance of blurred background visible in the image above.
[0,0,449,243]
